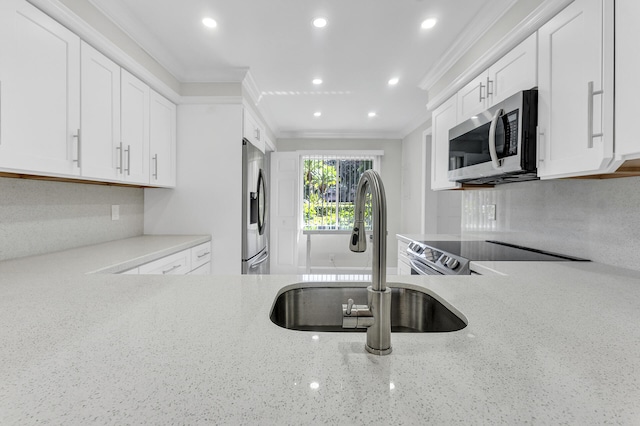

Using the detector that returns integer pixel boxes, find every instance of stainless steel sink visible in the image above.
[270,283,467,333]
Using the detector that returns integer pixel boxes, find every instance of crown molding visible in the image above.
[179,96,244,105]
[85,0,189,81]
[426,0,574,111]
[277,131,403,140]
[418,0,519,91]
[28,0,181,103]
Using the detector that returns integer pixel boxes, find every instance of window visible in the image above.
[301,152,380,230]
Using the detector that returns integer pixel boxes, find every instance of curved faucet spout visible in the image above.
[350,170,387,292]
[345,170,392,355]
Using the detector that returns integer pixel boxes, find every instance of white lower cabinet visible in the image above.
[397,239,411,276]
[139,250,192,275]
[537,0,614,179]
[188,263,212,275]
[135,242,212,276]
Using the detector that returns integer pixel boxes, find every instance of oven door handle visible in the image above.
[488,108,504,170]
[408,258,444,276]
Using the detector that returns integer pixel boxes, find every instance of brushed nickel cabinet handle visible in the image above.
[587,81,604,148]
[116,142,123,173]
[125,145,131,175]
[152,154,158,179]
[73,129,81,168]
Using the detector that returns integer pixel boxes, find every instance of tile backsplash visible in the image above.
[0,178,143,261]
[461,176,640,271]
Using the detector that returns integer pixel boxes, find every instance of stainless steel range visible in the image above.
[406,240,588,275]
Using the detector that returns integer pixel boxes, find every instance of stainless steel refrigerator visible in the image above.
[242,139,269,274]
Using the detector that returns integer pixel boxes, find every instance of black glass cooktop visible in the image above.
[419,240,588,262]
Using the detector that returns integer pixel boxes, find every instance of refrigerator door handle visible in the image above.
[249,250,269,269]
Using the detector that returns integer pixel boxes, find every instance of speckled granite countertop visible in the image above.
[2,243,640,423]
[0,234,211,274]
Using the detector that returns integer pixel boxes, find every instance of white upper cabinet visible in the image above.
[431,96,461,191]
[121,69,150,184]
[456,33,537,124]
[615,0,640,161]
[149,90,176,187]
[488,33,537,106]
[457,73,489,121]
[537,0,614,179]
[80,41,121,181]
[243,108,266,153]
[0,0,81,177]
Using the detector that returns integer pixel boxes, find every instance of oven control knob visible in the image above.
[441,255,449,265]
[445,257,460,270]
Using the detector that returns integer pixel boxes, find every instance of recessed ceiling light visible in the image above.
[202,17,217,28]
[312,78,323,85]
[388,77,399,86]
[368,112,377,118]
[312,17,328,28]
[421,18,437,29]
[314,112,322,117]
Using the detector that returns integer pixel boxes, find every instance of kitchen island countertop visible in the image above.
[2,246,640,423]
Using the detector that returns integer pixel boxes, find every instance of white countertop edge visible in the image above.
[88,235,212,274]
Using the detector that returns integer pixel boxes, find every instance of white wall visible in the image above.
[400,121,462,236]
[276,138,402,271]
[0,178,143,261]
[461,177,640,271]
[144,104,243,274]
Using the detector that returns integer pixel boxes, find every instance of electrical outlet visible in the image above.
[111,205,120,221]
[486,204,496,221]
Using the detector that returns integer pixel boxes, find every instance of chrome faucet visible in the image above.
[342,170,392,355]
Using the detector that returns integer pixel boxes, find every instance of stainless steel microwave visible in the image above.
[448,90,538,185]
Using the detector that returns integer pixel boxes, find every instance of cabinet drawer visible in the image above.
[139,249,191,275]
[190,242,212,271]
[398,240,410,257]
[188,262,211,275]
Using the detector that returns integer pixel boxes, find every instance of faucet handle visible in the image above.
[346,298,355,315]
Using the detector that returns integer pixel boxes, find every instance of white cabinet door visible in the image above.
[456,72,488,122]
[121,69,150,184]
[139,249,191,275]
[431,96,461,191]
[488,33,537,105]
[397,240,411,275]
[80,41,121,181]
[149,90,176,187]
[615,0,640,160]
[243,109,265,153]
[0,0,80,177]
[537,0,614,179]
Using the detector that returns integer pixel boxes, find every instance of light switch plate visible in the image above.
[111,205,120,221]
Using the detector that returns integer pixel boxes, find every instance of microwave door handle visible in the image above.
[488,108,504,170]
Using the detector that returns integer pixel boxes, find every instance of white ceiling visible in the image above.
[88,0,513,138]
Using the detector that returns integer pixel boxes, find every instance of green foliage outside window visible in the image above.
[303,157,374,230]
